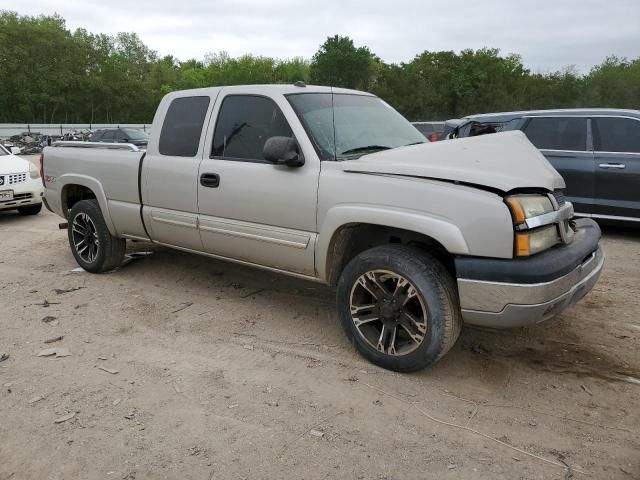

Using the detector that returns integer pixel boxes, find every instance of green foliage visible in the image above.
[585,56,640,108]
[0,11,309,123]
[309,35,376,90]
[0,11,639,123]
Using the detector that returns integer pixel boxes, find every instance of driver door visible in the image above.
[197,89,320,276]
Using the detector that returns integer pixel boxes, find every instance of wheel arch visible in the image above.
[59,174,117,235]
[318,206,469,285]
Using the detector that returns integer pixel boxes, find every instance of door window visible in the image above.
[592,117,640,153]
[159,96,211,157]
[523,117,587,151]
[211,95,294,162]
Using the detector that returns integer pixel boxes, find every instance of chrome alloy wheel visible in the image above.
[71,212,99,263]
[349,270,428,356]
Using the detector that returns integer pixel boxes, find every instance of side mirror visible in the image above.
[263,136,304,167]
[10,147,21,155]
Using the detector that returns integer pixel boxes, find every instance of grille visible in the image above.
[552,190,566,207]
[5,173,27,185]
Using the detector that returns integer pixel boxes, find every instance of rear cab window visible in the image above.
[592,117,640,153]
[211,95,293,162]
[523,117,587,151]
[159,96,211,157]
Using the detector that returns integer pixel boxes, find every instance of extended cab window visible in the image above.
[523,117,587,151]
[592,117,640,153]
[212,95,293,161]
[159,96,210,157]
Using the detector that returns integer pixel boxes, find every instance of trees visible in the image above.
[309,35,377,90]
[585,56,640,108]
[0,12,76,123]
[0,11,638,124]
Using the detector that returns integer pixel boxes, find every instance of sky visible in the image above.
[3,0,639,72]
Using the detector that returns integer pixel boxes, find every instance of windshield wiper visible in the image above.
[339,145,393,156]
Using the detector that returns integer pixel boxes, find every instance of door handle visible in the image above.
[200,173,220,188]
[598,163,626,169]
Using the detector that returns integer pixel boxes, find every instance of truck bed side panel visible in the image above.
[44,147,146,238]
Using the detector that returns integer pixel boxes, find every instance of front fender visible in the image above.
[59,174,117,236]
[316,204,469,281]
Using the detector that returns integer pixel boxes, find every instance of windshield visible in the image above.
[287,93,425,160]
[122,128,149,141]
[0,145,9,156]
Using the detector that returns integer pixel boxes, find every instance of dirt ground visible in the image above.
[1,206,639,480]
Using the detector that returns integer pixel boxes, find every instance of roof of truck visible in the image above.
[166,84,374,98]
[463,108,640,123]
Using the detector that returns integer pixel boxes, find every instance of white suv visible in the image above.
[0,145,44,215]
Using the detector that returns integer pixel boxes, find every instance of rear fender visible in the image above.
[59,174,116,236]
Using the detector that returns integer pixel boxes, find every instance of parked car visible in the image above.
[450,109,640,223]
[42,84,603,372]
[413,120,467,142]
[90,128,149,148]
[412,122,443,141]
[0,144,44,215]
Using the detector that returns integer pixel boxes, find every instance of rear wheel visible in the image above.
[67,199,126,273]
[336,245,461,372]
[17,203,42,215]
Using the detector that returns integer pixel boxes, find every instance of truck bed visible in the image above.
[43,142,147,239]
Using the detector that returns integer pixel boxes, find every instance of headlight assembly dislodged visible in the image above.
[506,194,560,257]
[505,194,554,224]
[515,225,560,257]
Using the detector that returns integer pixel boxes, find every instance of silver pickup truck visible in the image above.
[42,84,604,372]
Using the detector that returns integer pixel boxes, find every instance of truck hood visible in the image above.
[340,131,565,193]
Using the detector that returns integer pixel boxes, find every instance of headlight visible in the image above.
[506,194,560,256]
[515,225,559,256]
[29,162,40,179]
[505,194,554,224]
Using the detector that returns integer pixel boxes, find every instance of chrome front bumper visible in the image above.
[455,218,604,328]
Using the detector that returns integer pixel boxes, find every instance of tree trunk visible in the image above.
[50,104,58,123]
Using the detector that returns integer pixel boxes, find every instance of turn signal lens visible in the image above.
[515,233,530,256]
[506,197,526,223]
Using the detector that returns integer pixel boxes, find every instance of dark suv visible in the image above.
[90,128,149,148]
[451,109,640,223]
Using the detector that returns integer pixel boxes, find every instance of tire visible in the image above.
[17,203,42,215]
[67,199,126,273]
[336,245,462,372]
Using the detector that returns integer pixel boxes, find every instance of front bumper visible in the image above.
[455,219,604,328]
[0,177,44,211]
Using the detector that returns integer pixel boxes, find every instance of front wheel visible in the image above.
[67,199,126,273]
[336,245,462,372]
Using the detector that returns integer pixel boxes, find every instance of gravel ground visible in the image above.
[0,208,639,480]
